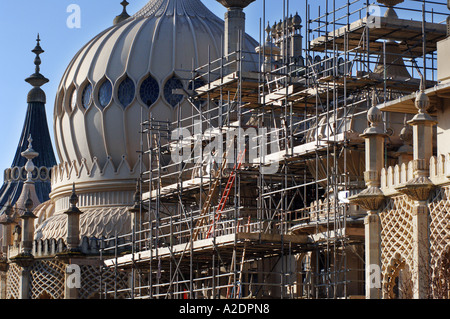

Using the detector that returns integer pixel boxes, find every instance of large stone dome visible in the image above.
[51,0,259,205]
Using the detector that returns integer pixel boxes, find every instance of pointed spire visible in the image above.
[114,0,131,25]
[25,34,49,88]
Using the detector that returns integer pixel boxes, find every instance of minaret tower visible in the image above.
[0,35,56,209]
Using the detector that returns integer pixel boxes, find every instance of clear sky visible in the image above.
[0,0,447,175]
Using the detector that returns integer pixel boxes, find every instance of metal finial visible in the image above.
[121,0,129,10]
[27,135,33,149]
[26,34,49,88]
[32,34,44,73]
[114,0,131,25]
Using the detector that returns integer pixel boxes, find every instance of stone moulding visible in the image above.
[50,156,147,198]
[349,186,386,211]
[52,155,146,184]
[395,176,435,202]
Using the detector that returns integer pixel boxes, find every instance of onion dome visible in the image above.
[293,12,302,30]
[52,0,259,209]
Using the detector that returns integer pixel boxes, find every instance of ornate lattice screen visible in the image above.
[6,263,21,299]
[379,194,414,298]
[428,186,450,298]
[29,260,65,299]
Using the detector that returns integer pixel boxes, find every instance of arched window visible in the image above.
[163,76,184,107]
[139,75,159,107]
[118,76,135,108]
[69,88,77,111]
[98,79,113,108]
[81,83,92,110]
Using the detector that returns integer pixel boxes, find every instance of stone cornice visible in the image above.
[50,156,146,199]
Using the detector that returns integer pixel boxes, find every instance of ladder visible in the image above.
[206,149,246,239]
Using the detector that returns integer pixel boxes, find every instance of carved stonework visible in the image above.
[349,186,385,211]
[395,176,435,201]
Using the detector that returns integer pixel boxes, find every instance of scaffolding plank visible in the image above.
[310,16,446,56]
[105,232,307,268]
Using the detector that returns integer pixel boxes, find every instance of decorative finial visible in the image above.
[266,22,271,42]
[129,180,142,213]
[70,183,79,207]
[21,134,39,183]
[415,76,430,114]
[367,90,383,127]
[0,196,14,225]
[25,190,33,212]
[65,183,83,216]
[25,34,49,88]
[114,0,131,25]
[399,114,413,144]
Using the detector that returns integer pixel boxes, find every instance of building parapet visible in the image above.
[380,154,450,196]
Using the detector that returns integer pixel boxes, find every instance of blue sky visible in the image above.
[0,0,447,174]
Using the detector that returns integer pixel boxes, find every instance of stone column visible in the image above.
[20,193,37,256]
[349,93,386,299]
[65,184,83,251]
[62,184,84,300]
[0,271,7,299]
[217,0,255,72]
[0,199,16,254]
[18,267,32,299]
[396,83,436,299]
[289,13,303,59]
[0,200,15,299]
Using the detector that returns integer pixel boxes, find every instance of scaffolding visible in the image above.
[99,0,448,299]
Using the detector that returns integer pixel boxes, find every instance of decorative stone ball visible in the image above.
[415,91,430,113]
[367,105,383,126]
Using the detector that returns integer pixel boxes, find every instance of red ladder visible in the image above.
[206,149,246,239]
